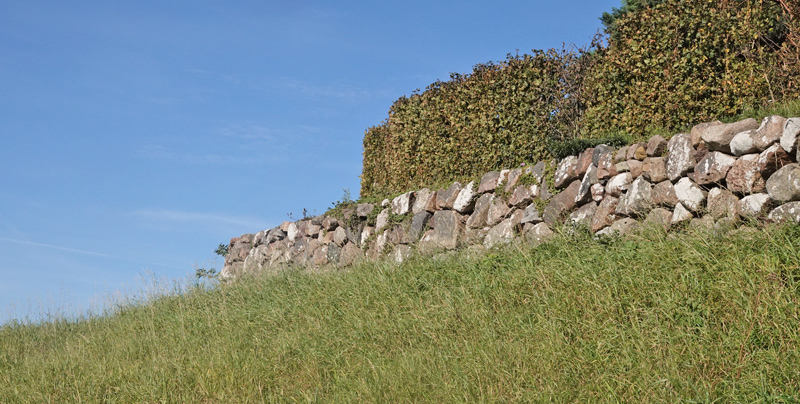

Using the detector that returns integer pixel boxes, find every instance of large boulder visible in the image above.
[666,133,695,181]
[700,118,760,154]
[591,196,619,233]
[412,188,438,213]
[768,202,800,223]
[521,204,544,225]
[646,135,668,157]
[779,117,800,155]
[453,181,479,213]
[466,193,494,229]
[691,120,723,146]
[729,115,785,156]
[652,180,679,208]
[478,171,502,193]
[487,196,512,226]
[706,187,739,219]
[738,194,772,218]
[569,201,598,228]
[674,178,706,212]
[757,143,794,178]
[615,177,654,217]
[543,180,581,225]
[437,183,462,210]
[392,191,415,215]
[766,164,800,203]
[484,219,515,249]
[606,172,633,197]
[408,211,433,241]
[694,151,736,186]
[554,156,579,189]
[726,154,766,194]
[523,222,554,246]
[642,157,668,183]
[430,210,463,250]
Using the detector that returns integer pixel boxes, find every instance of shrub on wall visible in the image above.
[582,0,800,139]
[361,47,597,198]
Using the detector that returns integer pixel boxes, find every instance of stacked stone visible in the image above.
[222,116,800,280]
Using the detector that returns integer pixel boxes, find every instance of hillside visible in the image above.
[1,224,799,402]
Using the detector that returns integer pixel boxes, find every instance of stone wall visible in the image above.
[221,116,800,279]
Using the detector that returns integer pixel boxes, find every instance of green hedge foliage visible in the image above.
[361,48,596,198]
[361,0,800,198]
[582,0,800,138]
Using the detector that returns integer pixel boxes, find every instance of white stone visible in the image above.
[287,222,299,242]
[606,172,633,197]
[453,181,477,213]
[738,194,771,217]
[672,203,693,223]
[391,191,415,215]
[674,178,706,212]
[375,209,389,231]
[780,117,800,155]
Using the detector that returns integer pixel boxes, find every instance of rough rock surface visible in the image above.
[694,152,736,185]
[700,118,759,154]
[674,178,706,212]
[544,180,581,225]
[591,196,619,233]
[726,155,766,194]
[766,164,800,203]
[616,177,653,217]
[484,219,515,249]
[412,188,437,213]
[666,133,695,181]
[738,194,772,218]
[392,192,415,215]
[554,156,579,189]
[768,202,800,223]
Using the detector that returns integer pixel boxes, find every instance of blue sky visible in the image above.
[0,0,620,323]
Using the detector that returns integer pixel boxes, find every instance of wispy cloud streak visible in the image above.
[0,237,114,258]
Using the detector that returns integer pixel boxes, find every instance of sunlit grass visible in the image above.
[2,223,799,403]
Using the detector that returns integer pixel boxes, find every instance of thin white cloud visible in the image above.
[0,237,114,258]
[132,209,268,230]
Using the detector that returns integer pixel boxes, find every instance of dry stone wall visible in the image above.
[221,116,800,279]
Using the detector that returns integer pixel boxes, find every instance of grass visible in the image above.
[1,223,800,403]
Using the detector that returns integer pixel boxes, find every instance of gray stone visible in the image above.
[339,242,362,267]
[694,151,736,185]
[453,181,479,213]
[497,169,511,188]
[437,182,463,210]
[521,204,543,225]
[690,216,716,231]
[360,226,374,245]
[327,242,342,264]
[392,191,415,215]
[652,180,679,208]
[569,202,598,228]
[615,177,653,217]
[700,118,759,154]
[508,185,536,207]
[412,188,438,213]
[766,164,800,203]
[738,194,772,218]
[266,227,287,243]
[606,172,633,197]
[646,135,668,157]
[408,211,433,241]
[529,161,547,185]
[484,219,515,249]
[322,217,338,231]
[504,168,523,192]
[466,193,494,229]
[430,210,463,250]
[768,201,800,223]
[375,209,390,231]
[356,203,375,218]
[312,245,329,266]
[644,208,672,230]
[544,179,581,225]
[387,225,409,245]
[726,154,766,194]
[590,196,618,233]
[554,156,579,189]
[333,227,348,247]
[478,171,502,193]
[487,196,512,226]
[706,187,739,219]
[666,133,697,181]
[780,117,800,155]
[523,222,553,245]
[674,178,706,212]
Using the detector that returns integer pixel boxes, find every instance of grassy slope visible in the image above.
[1,224,799,403]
